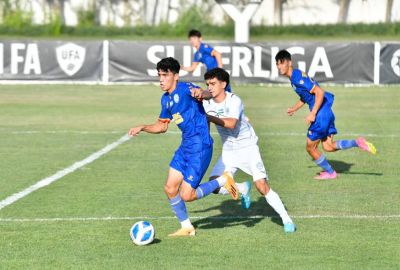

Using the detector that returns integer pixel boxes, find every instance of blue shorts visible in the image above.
[225,84,232,93]
[307,106,337,141]
[170,145,213,189]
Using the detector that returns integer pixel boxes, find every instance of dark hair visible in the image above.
[275,50,292,62]
[204,68,230,88]
[156,57,180,74]
[188,29,202,38]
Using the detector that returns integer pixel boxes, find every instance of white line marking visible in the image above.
[2,130,399,138]
[0,215,399,222]
[0,134,131,211]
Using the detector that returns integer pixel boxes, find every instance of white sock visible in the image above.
[218,182,248,195]
[236,182,248,195]
[215,172,232,187]
[180,218,193,228]
[218,187,230,195]
[265,189,293,224]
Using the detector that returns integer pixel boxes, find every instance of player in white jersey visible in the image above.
[192,68,296,233]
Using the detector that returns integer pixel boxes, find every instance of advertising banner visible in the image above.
[109,41,375,84]
[0,41,103,81]
[380,43,400,84]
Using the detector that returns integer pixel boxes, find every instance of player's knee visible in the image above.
[164,184,177,197]
[180,191,195,202]
[255,179,269,195]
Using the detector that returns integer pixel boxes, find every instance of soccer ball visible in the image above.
[130,221,155,246]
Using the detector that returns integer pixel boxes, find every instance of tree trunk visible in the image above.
[338,0,351,23]
[386,0,393,22]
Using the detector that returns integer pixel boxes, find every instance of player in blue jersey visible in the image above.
[275,50,376,180]
[128,57,238,236]
[181,29,232,92]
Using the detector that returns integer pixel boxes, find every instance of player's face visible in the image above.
[189,36,201,48]
[206,77,226,98]
[276,59,291,76]
[158,70,178,92]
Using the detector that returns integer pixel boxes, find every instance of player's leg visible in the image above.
[179,146,238,201]
[308,112,337,179]
[165,167,195,236]
[166,149,196,236]
[307,138,337,179]
[208,155,247,198]
[328,136,376,154]
[254,179,296,233]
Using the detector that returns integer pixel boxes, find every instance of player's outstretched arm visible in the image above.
[181,62,200,72]
[128,119,169,136]
[211,49,223,68]
[287,100,305,116]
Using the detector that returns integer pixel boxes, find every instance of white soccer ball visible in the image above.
[130,221,155,246]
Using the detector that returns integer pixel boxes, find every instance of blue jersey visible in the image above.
[193,43,218,71]
[290,69,337,141]
[290,69,334,111]
[159,81,213,152]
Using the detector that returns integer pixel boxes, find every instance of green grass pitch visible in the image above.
[0,83,399,269]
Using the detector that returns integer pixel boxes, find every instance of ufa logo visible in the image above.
[56,43,86,76]
[391,49,400,77]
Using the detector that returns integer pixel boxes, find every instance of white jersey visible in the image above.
[203,92,258,151]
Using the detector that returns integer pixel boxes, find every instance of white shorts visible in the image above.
[210,144,268,181]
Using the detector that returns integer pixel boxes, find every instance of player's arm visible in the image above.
[287,99,305,116]
[207,115,238,129]
[128,119,169,136]
[306,85,324,124]
[181,62,200,72]
[190,87,212,100]
[211,49,223,68]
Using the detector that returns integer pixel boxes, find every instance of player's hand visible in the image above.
[190,87,203,100]
[287,107,296,116]
[306,112,316,125]
[128,126,143,136]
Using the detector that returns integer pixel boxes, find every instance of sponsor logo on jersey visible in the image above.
[174,94,179,103]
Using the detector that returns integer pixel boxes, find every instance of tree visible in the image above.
[338,0,351,23]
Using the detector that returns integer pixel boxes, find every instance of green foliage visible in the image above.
[2,9,32,30]
[77,9,96,27]
[0,12,399,40]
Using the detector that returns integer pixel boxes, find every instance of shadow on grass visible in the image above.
[192,197,285,230]
[309,160,383,176]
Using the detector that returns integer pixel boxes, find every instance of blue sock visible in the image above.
[314,155,334,173]
[169,194,188,222]
[336,140,358,150]
[196,180,220,199]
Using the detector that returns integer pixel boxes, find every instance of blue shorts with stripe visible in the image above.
[307,106,337,141]
[170,145,213,189]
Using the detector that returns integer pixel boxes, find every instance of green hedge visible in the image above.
[0,22,399,39]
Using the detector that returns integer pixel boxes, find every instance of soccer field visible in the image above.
[0,83,399,269]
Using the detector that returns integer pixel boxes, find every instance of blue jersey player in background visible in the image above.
[128,57,237,236]
[181,29,232,92]
[275,50,376,180]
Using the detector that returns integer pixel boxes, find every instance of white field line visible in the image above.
[2,130,399,138]
[0,214,399,222]
[0,134,131,211]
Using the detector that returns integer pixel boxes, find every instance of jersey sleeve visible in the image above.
[159,95,172,120]
[226,95,242,120]
[292,70,316,92]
